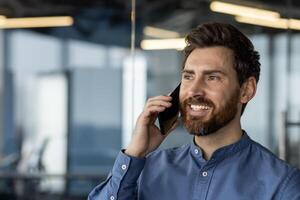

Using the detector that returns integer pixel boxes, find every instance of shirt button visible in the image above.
[121,164,127,170]
[194,149,199,154]
[110,196,115,200]
[202,171,208,177]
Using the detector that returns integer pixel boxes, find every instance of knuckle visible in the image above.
[147,96,156,101]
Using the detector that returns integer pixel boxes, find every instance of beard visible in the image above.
[179,88,240,136]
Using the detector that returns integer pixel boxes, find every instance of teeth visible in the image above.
[190,104,210,111]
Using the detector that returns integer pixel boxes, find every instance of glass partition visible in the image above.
[0,0,300,198]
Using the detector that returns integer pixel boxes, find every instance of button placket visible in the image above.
[121,164,127,170]
[202,171,208,177]
[110,195,115,200]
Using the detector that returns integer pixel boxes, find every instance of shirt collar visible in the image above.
[190,130,251,164]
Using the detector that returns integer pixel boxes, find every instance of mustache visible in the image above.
[183,96,214,107]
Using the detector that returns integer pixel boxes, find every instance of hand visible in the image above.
[125,95,179,158]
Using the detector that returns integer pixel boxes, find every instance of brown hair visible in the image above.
[183,22,261,114]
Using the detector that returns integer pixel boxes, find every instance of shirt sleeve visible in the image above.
[88,150,146,200]
[279,168,300,200]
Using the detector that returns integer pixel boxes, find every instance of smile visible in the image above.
[190,104,211,111]
[186,104,212,118]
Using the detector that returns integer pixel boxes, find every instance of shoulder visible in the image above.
[278,168,300,199]
[248,140,300,183]
[249,140,295,170]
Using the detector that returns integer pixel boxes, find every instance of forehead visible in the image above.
[184,46,235,73]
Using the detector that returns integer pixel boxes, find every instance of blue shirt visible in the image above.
[88,133,300,200]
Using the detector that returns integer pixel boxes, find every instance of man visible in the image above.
[89,22,300,200]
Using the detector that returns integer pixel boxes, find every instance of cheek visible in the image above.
[209,91,228,108]
[179,92,185,105]
[179,85,186,103]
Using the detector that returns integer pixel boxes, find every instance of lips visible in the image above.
[186,103,212,118]
[190,104,211,111]
[180,96,215,119]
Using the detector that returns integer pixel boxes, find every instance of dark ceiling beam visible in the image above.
[0,0,74,17]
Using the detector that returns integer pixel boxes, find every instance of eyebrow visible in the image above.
[181,69,195,74]
[181,69,226,76]
[203,70,226,76]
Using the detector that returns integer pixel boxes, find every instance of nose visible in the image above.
[187,79,206,97]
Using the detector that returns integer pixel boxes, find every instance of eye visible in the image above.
[207,75,221,81]
[182,74,193,80]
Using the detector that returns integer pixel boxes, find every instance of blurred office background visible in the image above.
[0,0,300,199]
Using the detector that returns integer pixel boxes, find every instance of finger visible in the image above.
[143,106,166,124]
[138,104,168,125]
[146,105,167,115]
[146,100,172,109]
[148,95,172,102]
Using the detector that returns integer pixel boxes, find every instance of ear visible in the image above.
[240,77,257,104]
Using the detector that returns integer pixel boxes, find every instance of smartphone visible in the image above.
[158,83,181,135]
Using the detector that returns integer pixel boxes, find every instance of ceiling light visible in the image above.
[288,19,300,30]
[143,26,180,38]
[141,38,185,50]
[236,16,300,30]
[0,16,74,29]
[210,1,280,21]
[235,16,288,29]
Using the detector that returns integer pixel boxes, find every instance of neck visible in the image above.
[194,118,243,160]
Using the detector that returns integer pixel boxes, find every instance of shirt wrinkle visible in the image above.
[89,131,300,200]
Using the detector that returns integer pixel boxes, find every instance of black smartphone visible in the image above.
[158,83,181,135]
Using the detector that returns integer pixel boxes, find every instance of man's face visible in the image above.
[179,46,242,136]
